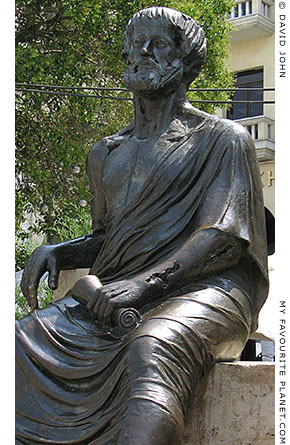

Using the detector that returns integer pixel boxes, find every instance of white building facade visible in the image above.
[225,0,275,220]
[221,0,276,359]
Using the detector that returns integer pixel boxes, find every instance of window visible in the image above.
[227,69,263,120]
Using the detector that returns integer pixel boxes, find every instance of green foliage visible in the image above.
[44,203,93,243]
[16,0,235,247]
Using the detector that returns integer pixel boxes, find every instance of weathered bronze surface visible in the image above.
[16,7,269,444]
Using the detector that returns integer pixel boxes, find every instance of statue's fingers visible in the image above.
[27,286,38,310]
[102,300,114,325]
[20,269,29,300]
[86,289,100,311]
[98,294,112,321]
[26,273,42,309]
[47,257,60,290]
[92,292,106,319]
[20,256,37,299]
[24,258,47,309]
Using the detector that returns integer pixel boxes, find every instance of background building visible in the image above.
[219,0,276,360]
[221,0,275,228]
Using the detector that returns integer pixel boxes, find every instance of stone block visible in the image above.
[183,362,274,445]
[53,268,90,300]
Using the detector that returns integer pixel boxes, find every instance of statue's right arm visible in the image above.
[21,141,108,309]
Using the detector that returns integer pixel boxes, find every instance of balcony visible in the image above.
[235,115,275,161]
[229,0,275,43]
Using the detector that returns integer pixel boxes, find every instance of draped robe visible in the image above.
[15,108,268,444]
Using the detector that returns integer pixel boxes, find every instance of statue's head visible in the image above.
[123,7,206,95]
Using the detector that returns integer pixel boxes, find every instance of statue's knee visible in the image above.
[117,399,182,445]
[127,335,159,368]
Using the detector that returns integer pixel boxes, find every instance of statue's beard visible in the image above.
[124,58,183,94]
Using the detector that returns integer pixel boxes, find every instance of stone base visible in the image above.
[53,268,90,300]
[183,362,274,445]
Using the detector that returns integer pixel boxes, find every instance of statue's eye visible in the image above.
[154,38,169,48]
[132,38,145,48]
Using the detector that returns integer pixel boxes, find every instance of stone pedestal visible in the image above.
[53,268,90,299]
[183,362,274,445]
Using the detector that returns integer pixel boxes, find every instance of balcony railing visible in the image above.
[231,1,252,19]
[229,0,274,42]
[235,115,275,161]
[261,1,270,18]
[230,0,273,19]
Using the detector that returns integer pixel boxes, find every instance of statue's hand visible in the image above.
[20,245,60,310]
[86,279,148,325]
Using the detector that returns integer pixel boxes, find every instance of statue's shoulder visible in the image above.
[87,138,109,162]
[217,117,252,141]
[181,101,249,132]
[181,103,250,139]
[87,122,135,164]
[217,118,256,157]
[181,104,254,153]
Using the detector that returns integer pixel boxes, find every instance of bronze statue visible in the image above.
[16,7,269,444]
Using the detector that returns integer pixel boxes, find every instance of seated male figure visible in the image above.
[17,7,268,445]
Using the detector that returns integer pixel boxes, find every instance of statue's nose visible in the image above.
[140,40,152,56]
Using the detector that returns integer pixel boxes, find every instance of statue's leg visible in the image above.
[15,287,251,444]
[116,334,189,445]
[117,285,251,445]
[117,398,182,445]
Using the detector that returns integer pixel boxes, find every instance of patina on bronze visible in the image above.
[16,7,269,445]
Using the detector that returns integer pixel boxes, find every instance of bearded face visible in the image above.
[124,20,184,96]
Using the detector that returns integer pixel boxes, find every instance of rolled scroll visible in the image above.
[71,275,141,330]
[114,307,141,330]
